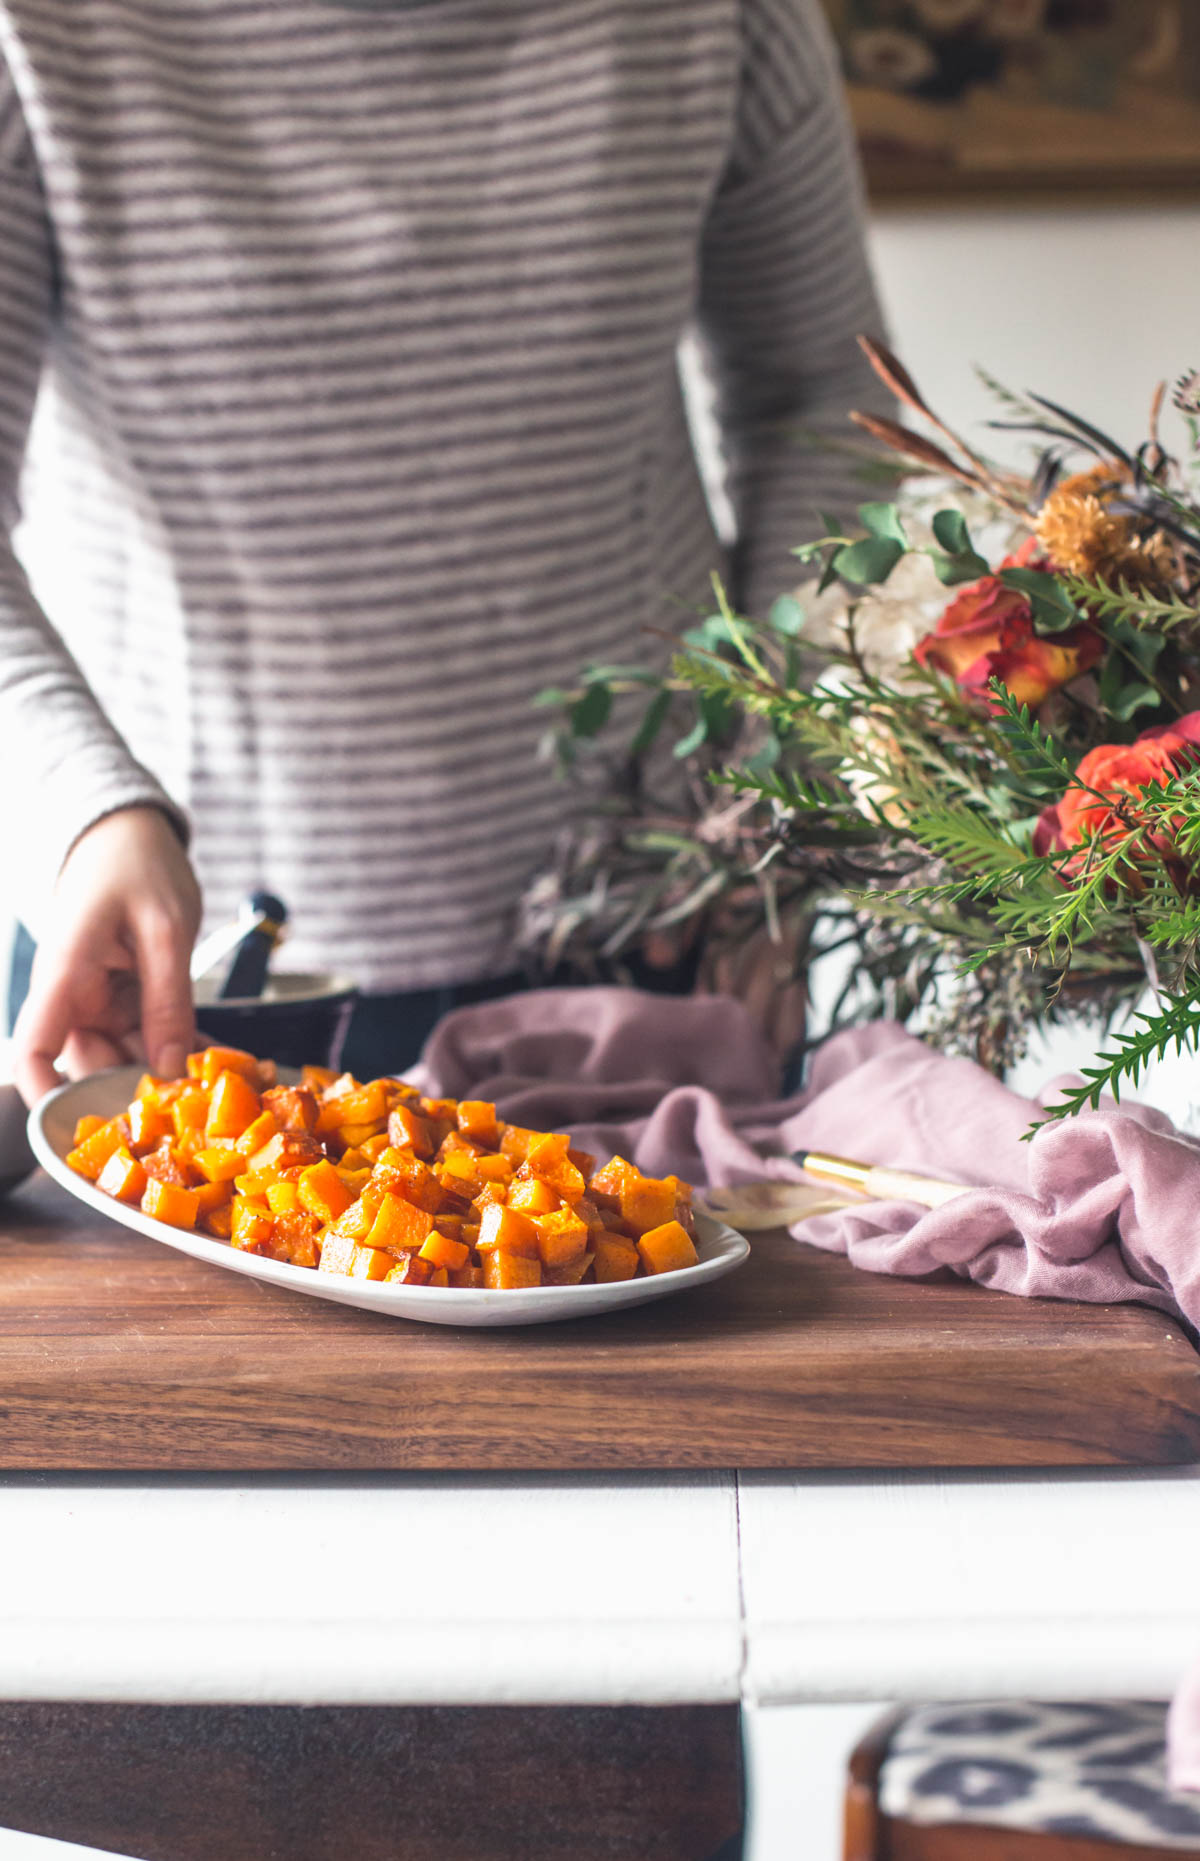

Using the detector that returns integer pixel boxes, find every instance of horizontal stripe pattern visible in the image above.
[0,0,886,986]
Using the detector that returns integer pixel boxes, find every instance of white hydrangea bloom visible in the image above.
[798,548,947,683]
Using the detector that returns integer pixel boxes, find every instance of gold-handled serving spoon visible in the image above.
[699,1150,970,1230]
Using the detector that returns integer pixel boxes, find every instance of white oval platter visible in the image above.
[28,1064,750,1328]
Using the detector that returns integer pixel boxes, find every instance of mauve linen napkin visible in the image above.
[416,984,1200,1790]
[415,983,1200,1333]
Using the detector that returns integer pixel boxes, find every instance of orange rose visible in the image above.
[1034,713,1200,886]
[914,538,1103,708]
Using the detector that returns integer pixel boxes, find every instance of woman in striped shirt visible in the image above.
[3,0,887,1103]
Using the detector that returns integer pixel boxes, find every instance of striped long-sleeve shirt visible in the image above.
[0,0,886,991]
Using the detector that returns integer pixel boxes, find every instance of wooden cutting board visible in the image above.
[1,1173,1198,1470]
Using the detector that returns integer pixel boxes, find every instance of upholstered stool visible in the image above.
[845,1702,1200,1860]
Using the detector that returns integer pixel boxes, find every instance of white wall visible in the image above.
[868,202,1200,466]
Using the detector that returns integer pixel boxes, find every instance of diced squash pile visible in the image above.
[66,1045,700,1289]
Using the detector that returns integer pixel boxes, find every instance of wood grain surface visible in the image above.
[0,1702,744,1861]
[1,1173,1198,1471]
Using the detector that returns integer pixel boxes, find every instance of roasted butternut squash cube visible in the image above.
[449,1262,484,1289]
[72,1114,106,1147]
[271,1212,323,1270]
[193,1179,234,1216]
[170,1089,209,1140]
[574,1195,606,1233]
[483,1249,542,1290]
[266,1179,302,1216]
[337,1120,385,1150]
[373,1149,444,1213]
[366,1192,434,1254]
[205,1068,262,1140]
[384,1253,433,1286]
[96,1145,147,1206]
[197,1045,262,1088]
[524,1132,585,1203]
[134,1073,187,1110]
[301,1064,338,1094]
[499,1123,539,1164]
[620,1175,678,1236]
[532,1207,590,1270]
[297,1157,354,1224]
[318,1229,393,1280]
[438,1130,483,1159]
[544,1251,595,1287]
[66,1118,128,1183]
[261,1084,319,1132]
[235,1111,279,1158]
[456,1099,499,1145]
[508,1175,560,1217]
[201,1203,234,1240]
[142,1178,200,1230]
[592,1232,640,1283]
[636,1220,698,1276]
[321,1077,388,1129]
[475,1204,539,1258]
[418,1229,470,1272]
[142,1141,198,1188]
[436,1151,484,1199]
[126,1099,174,1154]
[418,1096,457,1123]
[230,1196,274,1250]
[387,1103,434,1158]
[568,1146,596,1179]
[248,1131,323,1177]
[588,1156,637,1199]
[326,1185,380,1244]
[193,1146,245,1185]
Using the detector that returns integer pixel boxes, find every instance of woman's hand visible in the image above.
[12,806,202,1105]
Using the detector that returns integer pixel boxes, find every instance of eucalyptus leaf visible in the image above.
[570,681,612,738]
[932,551,991,586]
[683,615,734,650]
[834,535,904,586]
[768,594,807,636]
[1112,620,1167,674]
[932,508,973,556]
[999,566,1083,633]
[1106,680,1161,722]
[630,688,671,757]
[859,501,908,547]
[701,689,737,739]
[673,713,709,758]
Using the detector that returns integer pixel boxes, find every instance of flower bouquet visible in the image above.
[527,342,1200,1120]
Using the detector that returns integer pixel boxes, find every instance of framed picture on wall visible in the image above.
[823,1,1200,198]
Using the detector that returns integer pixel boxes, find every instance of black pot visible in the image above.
[194,972,358,1072]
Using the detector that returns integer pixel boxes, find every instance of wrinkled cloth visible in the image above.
[416,984,1200,1332]
[415,982,1200,1792]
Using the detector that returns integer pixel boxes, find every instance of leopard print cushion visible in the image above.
[879,1702,1200,1849]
